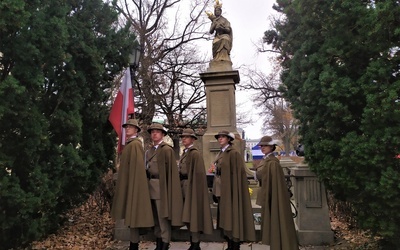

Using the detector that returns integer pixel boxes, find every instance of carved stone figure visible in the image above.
[206,0,232,64]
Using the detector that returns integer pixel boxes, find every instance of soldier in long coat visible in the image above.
[111,119,154,250]
[255,136,299,250]
[146,123,184,250]
[213,131,256,250]
[179,128,213,250]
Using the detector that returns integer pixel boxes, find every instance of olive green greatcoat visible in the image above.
[111,138,154,228]
[256,155,299,250]
[217,146,256,242]
[153,142,184,227]
[180,147,213,235]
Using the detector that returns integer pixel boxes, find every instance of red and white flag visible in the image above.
[109,68,134,153]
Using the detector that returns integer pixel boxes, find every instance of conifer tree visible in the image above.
[266,0,400,246]
[0,0,135,247]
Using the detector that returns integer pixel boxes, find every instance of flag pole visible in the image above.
[129,66,136,120]
[129,44,141,120]
[109,68,135,153]
[129,67,138,120]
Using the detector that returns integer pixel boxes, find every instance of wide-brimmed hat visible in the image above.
[180,128,198,140]
[147,123,167,135]
[122,119,141,132]
[257,136,279,146]
[214,130,235,141]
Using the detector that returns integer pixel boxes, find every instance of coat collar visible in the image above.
[126,137,139,144]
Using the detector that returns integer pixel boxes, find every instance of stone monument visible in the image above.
[200,0,245,171]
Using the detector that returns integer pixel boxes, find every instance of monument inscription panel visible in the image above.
[209,89,232,127]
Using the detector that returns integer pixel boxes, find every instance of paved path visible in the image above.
[109,241,267,249]
[108,240,329,250]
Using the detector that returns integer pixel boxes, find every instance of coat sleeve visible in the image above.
[158,143,184,227]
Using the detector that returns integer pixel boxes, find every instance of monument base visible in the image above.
[207,60,233,72]
[297,230,335,246]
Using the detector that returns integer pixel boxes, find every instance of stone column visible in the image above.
[291,163,334,245]
[199,70,244,169]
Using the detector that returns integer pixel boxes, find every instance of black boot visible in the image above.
[191,242,201,250]
[188,236,193,250]
[225,238,232,250]
[129,242,139,250]
[231,241,240,250]
[161,242,170,250]
[154,238,162,250]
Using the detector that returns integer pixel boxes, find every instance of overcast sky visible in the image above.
[163,0,278,139]
[202,0,277,139]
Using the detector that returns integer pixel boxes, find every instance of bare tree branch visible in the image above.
[239,59,299,152]
[113,0,212,129]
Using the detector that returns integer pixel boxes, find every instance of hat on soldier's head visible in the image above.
[147,123,167,135]
[122,119,141,132]
[180,128,198,140]
[214,130,234,141]
[257,136,279,146]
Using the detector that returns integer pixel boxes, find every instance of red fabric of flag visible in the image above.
[109,68,134,153]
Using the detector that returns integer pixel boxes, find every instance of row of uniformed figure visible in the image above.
[111,119,299,250]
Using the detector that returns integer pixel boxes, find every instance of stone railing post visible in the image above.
[291,163,334,245]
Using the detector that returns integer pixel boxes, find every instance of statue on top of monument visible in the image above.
[206,0,232,63]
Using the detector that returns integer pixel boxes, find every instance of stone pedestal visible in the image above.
[291,164,334,245]
[199,70,244,168]
[207,60,233,72]
[279,157,297,168]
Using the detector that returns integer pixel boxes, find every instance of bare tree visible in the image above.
[155,44,207,129]
[112,0,212,128]
[241,59,299,153]
[266,99,299,154]
[241,60,282,100]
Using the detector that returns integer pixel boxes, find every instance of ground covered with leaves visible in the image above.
[28,195,115,250]
[327,215,379,249]
[22,193,380,250]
